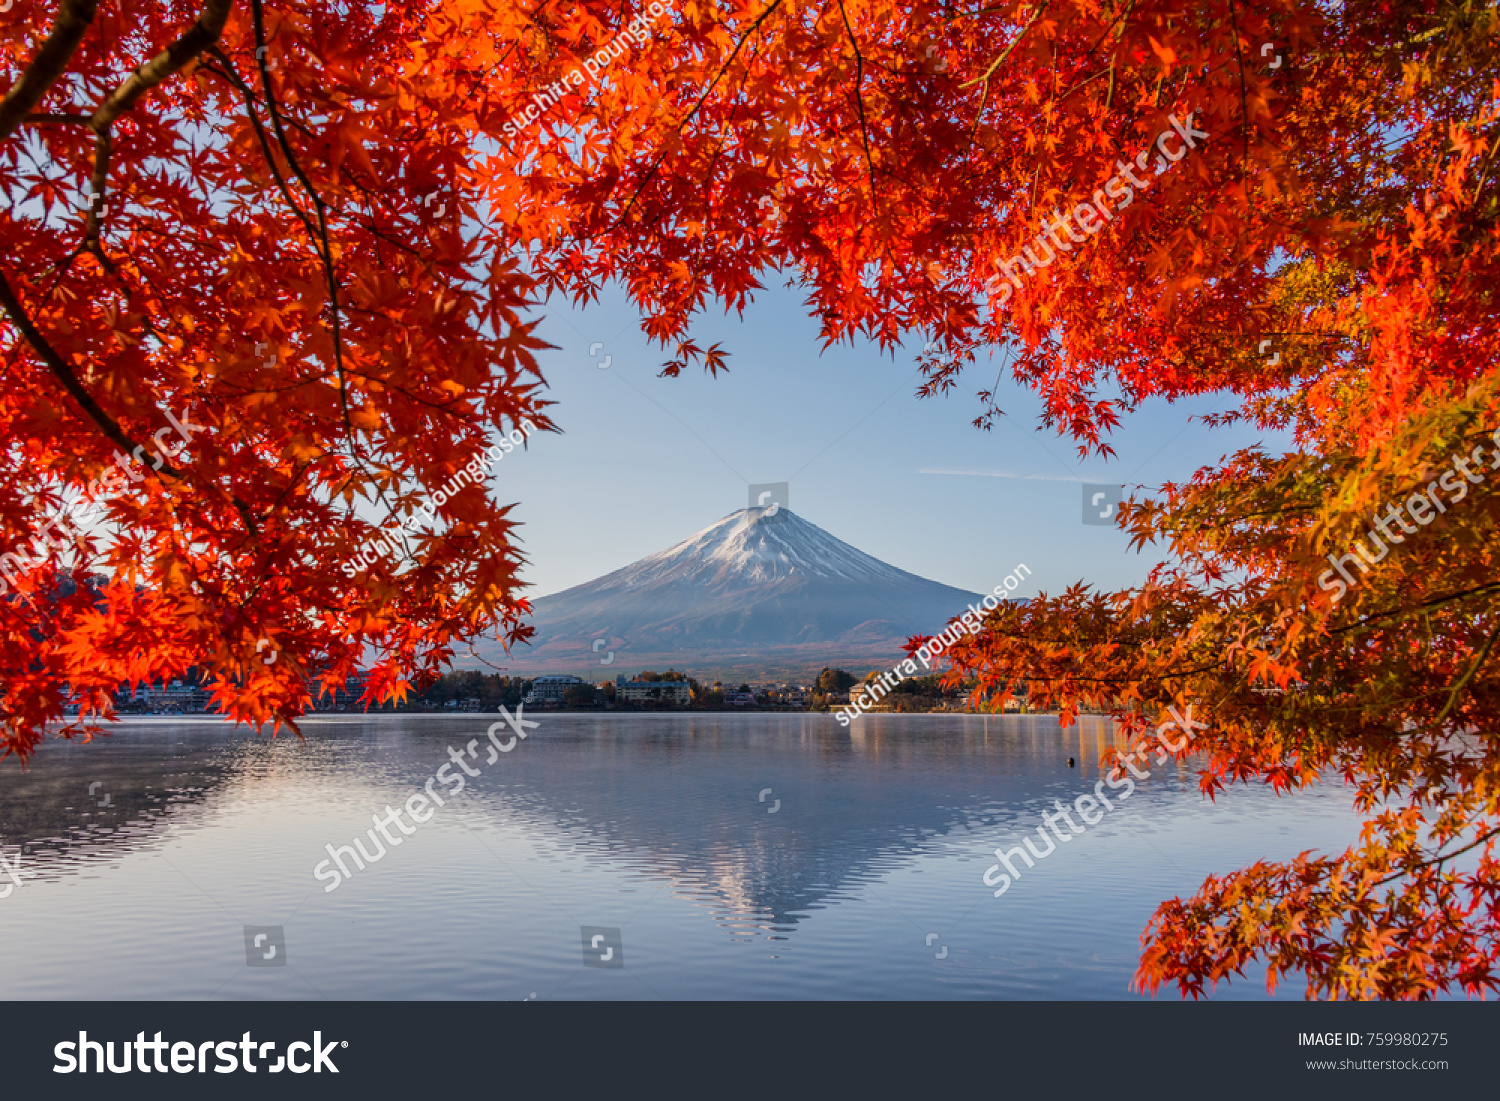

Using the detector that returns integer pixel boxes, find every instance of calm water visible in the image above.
[0,713,1363,1000]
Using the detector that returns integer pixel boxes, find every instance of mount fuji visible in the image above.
[483,508,989,680]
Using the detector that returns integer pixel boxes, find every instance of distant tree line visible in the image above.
[415,672,529,709]
[408,666,1013,713]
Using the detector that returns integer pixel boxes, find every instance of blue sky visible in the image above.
[492,280,1286,603]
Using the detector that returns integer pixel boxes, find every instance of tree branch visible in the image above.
[1374,824,1500,888]
[0,0,101,142]
[0,277,260,541]
[0,269,183,479]
[248,0,361,469]
[87,0,235,133]
[610,0,783,233]
[834,0,880,220]
[199,49,321,246]
[960,3,1043,89]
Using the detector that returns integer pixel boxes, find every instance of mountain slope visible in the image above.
[484,508,987,678]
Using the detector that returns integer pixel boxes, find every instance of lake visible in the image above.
[0,712,1364,1000]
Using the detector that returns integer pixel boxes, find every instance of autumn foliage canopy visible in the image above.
[3,0,1499,998]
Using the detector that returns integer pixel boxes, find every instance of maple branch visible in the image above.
[0,0,101,142]
[249,1,335,276]
[965,75,992,152]
[1428,620,1500,733]
[241,0,394,518]
[1373,823,1500,888]
[0,276,261,544]
[88,0,234,132]
[1078,0,1135,65]
[1225,0,1251,165]
[200,49,321,246]
[81,129,112,251]
[39,2,235,268]
[960,4,1043,89]
[1057,67,1111,104]
[246,0,374,489]
[610,0,784,233]
[962,8,1046,155]
[835,0,880,221]
[0,269,183,479]
[1329,582,1500,637]
[465,640,511,674]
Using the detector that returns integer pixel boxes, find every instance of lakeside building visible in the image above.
[114,677,212,713]
[525,674,587,707]
[615,674,691,706]
[305,670,373,710]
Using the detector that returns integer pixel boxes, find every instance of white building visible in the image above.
[614,675,691,706]
[120,678,210,712]
[525,675,586,705]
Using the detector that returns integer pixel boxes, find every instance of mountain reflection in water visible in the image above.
[0,714,1361,1000]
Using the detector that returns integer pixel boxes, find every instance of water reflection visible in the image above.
[465,714,1141,937]
[0,723,250,884]
[0,714,1201,931]
[0,713,1356,1000]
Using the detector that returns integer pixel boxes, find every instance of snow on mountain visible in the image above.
[489,508,989,677]
[592,507,949,590]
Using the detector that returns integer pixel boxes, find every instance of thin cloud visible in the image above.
[919,468,1092,482]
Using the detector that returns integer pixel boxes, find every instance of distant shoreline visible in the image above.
[88,708,1074,722]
